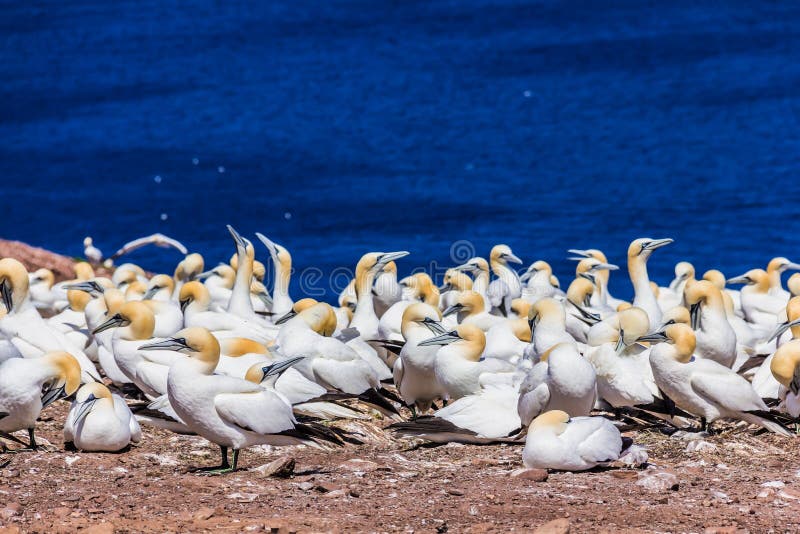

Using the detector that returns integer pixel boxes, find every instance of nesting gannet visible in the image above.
[568,249,625,310]
[486,244,523,316]
[727,269,784,328]
[483,308,530,363]
[453,257,491,310]
[372,260,402,318]
[640,324,791,435]
[564,277,600,342]
[0,351,81,448]
[684,280,737,368]
[443,290,505,331]
[143,327,338,473]
[766,257,800,300]
[520,260,560,304]
[422,324,514,401]
[83,237,104,264]
[627,238,673,330]
[517,342,597,427]
[439,269,473,310]
[377,273,440,354]
[47,288,97,361]
[28,268,59,311]
[0,258,100,381]
[197,263,236,310]
[522,410,647,471]
[752,297,800,399]
[141,274,184,336]
[179,281,274,343]
[393,303,446,415]
[256,233,295,317]
[64,382,141,452]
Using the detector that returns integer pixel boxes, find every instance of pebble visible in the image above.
[761,480,785,488]
[193,507,216,521]
[637,470,679,493]
[0,502,21,520]
[446,488,464,496]
[64,456,81,467]
[83,523,116,534]
[685,440,717,453]
[533,518,571,534]
[778,488,800,500]
[339,458,380,473]
[511,468,549,482]
[296,482,314,491]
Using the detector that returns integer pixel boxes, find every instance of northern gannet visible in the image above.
[658,261,695,312]
[520,260,560,304]
[640,324,791,435]
[350,251,410,341]
[627,237,673,330]
[443,290,505,331]
[522,410,647,471]
[684,280,737,368]
[517,342,597,427]
[568,248,625,310]
[486,244,523,316]
[109,233,188,261]
[0,351,81,449]
[83,237,103,264]
[142,274,183,336]
[64,382,141,451]
[524,297,577,360]
[28,268,60,311]
[439,269,473,310]
[143,327,337,473]
[256,233,295,317]
[766,257,800,300]
[727,269,784,328]
[770,339,800,420]
[752,297,800,399]
[453,257,491,311]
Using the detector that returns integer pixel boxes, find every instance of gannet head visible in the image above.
[520,260,552,282]
[441,269,474,292]
[637,323,695,363]
[575,258,619,278]
[616,302,632,312]
[702,269,726,290]
[178,281,211,313]
[275,297,318,325]
[727,269,769,292]
[769,297,800,341]
[770,340,800,395]
[72,382,113,424]
[83,237,93,247]
[114,269,138,290]
[228,225,255,263]
[671,261,695,289]
[42,351,82,398]
[103,288,125,316]
[418,323,485,361]
[92,301,155,341]
[125,280,147,301]
[490,244,522,267]
[510,298,531,319]
[198,264,236,289]
[627,237,673,262]
[256,233,293,276]
[143,274,175,301]
[415,273,440,307]
[567,248,608,264]
[528,297,566,332]
[30,268,55,290]
[767,257,800,275]
[354,251,410,298]
[443,290,484,317]
[67,287,91,312]
[789,274,800,298]
[617,307,650,347]
[566,278,595,308]
[660,306,690,329]
[510,318,532,342]
[530,409,570,434]
[684,280,723,328]
[244,356,305,386]
[295,302,337,336]
[112,264,144,286]
[401,302,444,338]
[140,327,221,371]
[454,257,489,276]
[173,253,205,282]
[220,337,268,358]
[0,258,29,312]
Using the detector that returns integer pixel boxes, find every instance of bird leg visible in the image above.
[700,417,709,433]
[28,428,37,450]
[409,405,418,420]
[193,446,234,475]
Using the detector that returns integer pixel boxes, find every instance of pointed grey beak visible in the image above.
[669,272,688,291]
[195,270,216,280]
[726,275,750,285]
[505,253,523,265]
[139,337,191,352]
[419,317,446,335]
[142,287,159,301]
[0,279,13,312]
[593,262,619,272]
[636,331,669,343]
[442,304,463,317]
[275,310,297,325]
[73,394,98,425]
[377,251,410,266]
[453,262,478,274]
[785,262,800,272]
[614,331,626,355]
[579,272,597,285]
[41,384,66,408]
[768,317,800,342]
[255,232,279,258]
[567,300,601,325]
[64,281,105,295]
[567,249,592,258]
[227,225,248,250]
[418,331,461,346]
[92,313,127,335]
[260,356,305,381]
[644,238,674,251]
[256,291,273,308]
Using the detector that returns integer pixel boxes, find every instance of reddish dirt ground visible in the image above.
[1,403,800,534]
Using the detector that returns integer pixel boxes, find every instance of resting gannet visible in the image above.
[766,257,800,300]
[28,268,60,311]
[443,290,505,331]
[568,249,625,310]
[256,233,295,317]
[64,382,141,452]
[454,257,491,311]
[727,269,784,329]
[520,260,560,304]
[439,269,473,310]
[180,282,275,344]
[524,297,577,361]
[752,297,800,399]
[684,280,737,368]
[483,306,530,362]
[350,251,410,341]
[640,324,791,435]
[0,351,81,449]
[564,277,600,342]
[770,340,800,421]
[789,273,800,298]
[522,410,647,471]
[658,261,695,312]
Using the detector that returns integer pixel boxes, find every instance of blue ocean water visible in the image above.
[1,1,799,300]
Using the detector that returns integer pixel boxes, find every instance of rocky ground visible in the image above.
[2,240,800,533]
[1,404,800,534]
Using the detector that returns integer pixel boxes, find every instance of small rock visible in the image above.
[348,489,360,498]
[610,470,638,480]
[325,489,348,498]
[64,455,81,467]
[533,518,570,534]
[756,488,774,499]
[193,507,216,521]
[511,468,549,482]
[685,440,717,453]
[254,456,295,478]
[53,507,71,518]
[0,527,21,534]
[761,480,785,488]
[711,491,730,502]
[339,459,379,472]
[314,483,338,494]
[637,470,679,493]
[703,527,739,534]
[226,492,258,503]
[0,502,21,519]
[83,523,115,534]
[446,488,464,496]
[297,482,314,491]
[778,488,800,500]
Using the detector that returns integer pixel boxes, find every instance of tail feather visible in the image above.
[359,388,401,416]
[389,416,522,445]
[741,410,794,437]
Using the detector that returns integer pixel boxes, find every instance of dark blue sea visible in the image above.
[2,1,800,299]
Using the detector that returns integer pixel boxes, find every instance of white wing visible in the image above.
[436,382,521,438]
[571,417,623,464]
[111,233,188,259]
[214,390,296,435]
[690,365,767,412]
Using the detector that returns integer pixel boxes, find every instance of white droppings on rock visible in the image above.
[762,480,785,488]
[64,456,80,467]
[685,440,717,453]
[637,470,679,493]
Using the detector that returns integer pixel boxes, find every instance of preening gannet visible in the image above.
[770,339,800,420]
[684,280,737,368]
[64,382,141,452]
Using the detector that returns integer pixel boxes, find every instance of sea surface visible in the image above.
[2,1,800,300]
